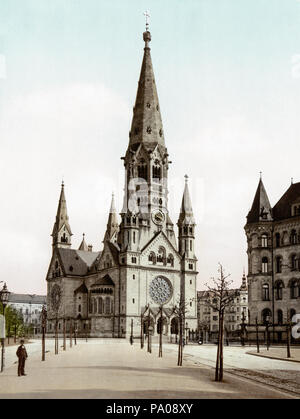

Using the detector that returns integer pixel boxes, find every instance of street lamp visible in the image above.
[265,314,271,351]
[185,322,189,345]
[130,319,133,345]
[0,283,11,372]
[41,305,47,361]
[148,325,153,353]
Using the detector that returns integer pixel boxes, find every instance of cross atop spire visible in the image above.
[143,10,150,31]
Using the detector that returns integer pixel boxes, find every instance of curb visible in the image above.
[246,351,300,363]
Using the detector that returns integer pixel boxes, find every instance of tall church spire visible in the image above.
[247,177,273,223]
[129,28,165,148]
[51,181,72,248]
[104,193,119,243]
[178,176,196,258]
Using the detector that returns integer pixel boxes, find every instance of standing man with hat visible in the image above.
[16,339,28,376]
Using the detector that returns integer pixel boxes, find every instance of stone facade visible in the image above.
[45,29,198,338]
[8,294,46,334]
[197,274,248,342]
[245,178,300,343]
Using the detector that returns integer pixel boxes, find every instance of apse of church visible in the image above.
[46,27,198,338]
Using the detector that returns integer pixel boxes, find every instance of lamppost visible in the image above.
[74,325,77,346]
[130,319,133,345]
[41,305,47,361]
[0,283,10,372]
[148,325,153,353]
[241,312,246,346]
[255,317,260,353]
[265,315,271,351]
[185,322,189,345]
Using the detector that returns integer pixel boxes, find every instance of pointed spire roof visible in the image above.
[52,181,72,237]
[104,194,119,242]
[129,29,165,148]
[247,177,273,223]
[78,233,89,251]
[178,175,195,225]
[241,270,247,290]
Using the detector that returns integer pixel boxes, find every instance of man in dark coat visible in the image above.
[16,339,28,376]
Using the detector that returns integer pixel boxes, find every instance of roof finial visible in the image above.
[144,10,150,31]
[83,232,85,238]
[61,177,64,188]
[143,11,151,47]
[259,171,262,180]
[291,177,294,185]
[184,174,189,184]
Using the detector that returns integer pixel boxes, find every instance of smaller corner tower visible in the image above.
[51,181,72,248]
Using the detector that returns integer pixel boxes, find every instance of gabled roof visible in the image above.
[74,282,88,294]
[57,248,101,276]
[272,182,300,221]
[92,274,114,286]
[140,230,181,258]
[247,179,273,224]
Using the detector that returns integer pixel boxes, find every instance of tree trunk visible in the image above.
[215,316,221,381]
[219,312,224,381]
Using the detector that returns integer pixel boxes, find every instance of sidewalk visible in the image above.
[0,339,293,399]
[247,347,300,363]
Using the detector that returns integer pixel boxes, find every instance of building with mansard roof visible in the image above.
[45,28,198,338]
[245,177,300,343]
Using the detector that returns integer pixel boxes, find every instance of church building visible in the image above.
[46,27,198,338]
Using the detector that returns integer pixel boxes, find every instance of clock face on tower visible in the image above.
[149,276,173,305]
[51,284,61,312]
[152,209,165,225]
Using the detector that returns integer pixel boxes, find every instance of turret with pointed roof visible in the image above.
[246,177,273,224]
[78,233,88,251]
[178,175,196,259]
[52,182,72,248]
[104,194,119,243]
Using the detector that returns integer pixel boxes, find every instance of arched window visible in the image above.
[261,234,268,247]
[290,280,298,299]
[262,257,268,273]
[290,229,297,245]
[262,284,270,301]
[167,254,174,267]
[275,281,284,300]
[157,247,166,264]
[137,164,148,181]
[262,308,272,324]
[291,254,298,271]
[275,233,280,248]
[105,297,111,314]
[277,309,283,325]
[78,304,81,313]
[93,298,98,314]
[148,252,156,264]
[98,298,103,314]
[275,256,282,273]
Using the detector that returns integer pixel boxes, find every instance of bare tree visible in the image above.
[172,298,189,366]
[205,264,236,382]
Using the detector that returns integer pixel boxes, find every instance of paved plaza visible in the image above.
[0,339,299,399]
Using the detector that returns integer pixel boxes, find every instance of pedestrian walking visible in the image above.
[16,339,28,376]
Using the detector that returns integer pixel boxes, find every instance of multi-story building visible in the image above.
[197,273,248,342]
[8,293,47,334]
[45,27,198,338]
[245,177,300,343]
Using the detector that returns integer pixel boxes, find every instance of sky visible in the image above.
[1,0,300,295]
